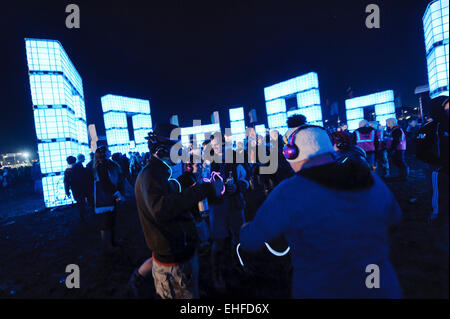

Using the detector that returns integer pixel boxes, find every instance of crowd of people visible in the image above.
[60,95,449,299]
[0,163,42,194]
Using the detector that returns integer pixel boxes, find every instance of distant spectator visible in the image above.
[64,156,91,222]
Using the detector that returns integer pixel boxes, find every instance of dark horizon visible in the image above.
[0,0,430,154]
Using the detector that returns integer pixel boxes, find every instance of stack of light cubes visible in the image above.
[345,90,396,131]
[264,72,323,136]
[25,38,89,208]
[229,107,246,144]
[423,0,449,98]
[101,95,152,155]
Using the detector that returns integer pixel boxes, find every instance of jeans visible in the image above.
[391,150,408,178]
[375,150,389,176]
[366,151,375,168]
[152,254,199,299]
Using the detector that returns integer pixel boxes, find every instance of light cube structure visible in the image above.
[255,124,266,137]
[101,95,152,155]
[25,38,89,208]
[264,72,323,135]
[423,0,449,98]
[180,123,221,148]
[345,90,396,131]
[229,107,246,143]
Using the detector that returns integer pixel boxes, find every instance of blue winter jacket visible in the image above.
[240,160,402,298]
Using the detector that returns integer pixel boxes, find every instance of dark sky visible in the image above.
[0,0,430,154]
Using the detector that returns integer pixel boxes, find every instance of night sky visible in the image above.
[0,0,430,154]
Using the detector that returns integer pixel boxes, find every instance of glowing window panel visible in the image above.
[264,72,319,101]
[25,38,89,208]
[347,120,361,131]
[345,108,364,121]
[375,102,395,116]
[180,123,221,147]
[229,107,245,121]
[345,91,394,110]
[264,72,323,131]
[266,99,286,115]
[229,107,246,145]
[423,0,449,98]
[255,124,266,136]
[344,90,396,131]
[296,89,321,108]
[101,95,152,155]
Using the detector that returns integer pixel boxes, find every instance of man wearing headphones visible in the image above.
[240,124,403,298]
[129,123,223,299]
[330,130,368,166]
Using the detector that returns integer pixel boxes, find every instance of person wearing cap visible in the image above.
[128,123,223,299]
[240,125,403,298]
[416,95,449,251]
[385,118,408,180]
[93,146,125,252]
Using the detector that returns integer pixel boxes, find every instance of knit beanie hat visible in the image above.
[284,126,335,163]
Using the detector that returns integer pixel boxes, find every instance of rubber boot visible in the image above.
[126,268,156,298]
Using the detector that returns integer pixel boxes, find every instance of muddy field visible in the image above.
[0,155,448,299]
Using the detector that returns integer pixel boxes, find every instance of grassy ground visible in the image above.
[0,155,447,298]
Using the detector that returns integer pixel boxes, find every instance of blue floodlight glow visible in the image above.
[423,0,449,98]
[25,38,89,208]
[229,107,246,143]
[344,90,396,131]
[101,95,152,154]
[264,72,323,133]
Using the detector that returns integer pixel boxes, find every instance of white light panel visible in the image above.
[25,38,89,208]
[180,123,221,147]
[101,95,152,155]
[255,124,266,136]
[344,90,396,131]
[423,0,448,99]
[264,72,319,101]
[265,72,323,131]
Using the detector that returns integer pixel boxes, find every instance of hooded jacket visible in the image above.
[416,96,449,174]
[240,160,402,298]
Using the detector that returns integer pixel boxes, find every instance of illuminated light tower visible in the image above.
[345,90,396,131]
[101,95,152,155]
[25,38,89,208]
[264,72,323,136]
[423,0,449,98]
[229,107,246,145]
